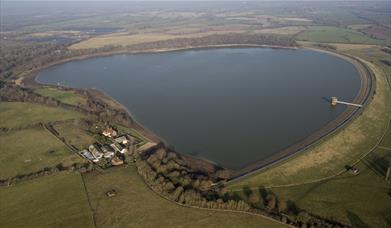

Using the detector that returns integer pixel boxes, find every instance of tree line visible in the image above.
[0,162,93,187]
[126,33,297,51]
[135,145,347,227]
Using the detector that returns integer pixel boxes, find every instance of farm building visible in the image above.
[102,127,117,138]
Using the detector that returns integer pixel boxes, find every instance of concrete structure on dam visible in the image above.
[331,96,363,108]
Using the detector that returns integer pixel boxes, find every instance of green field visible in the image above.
[34,87,87,106]
[296,26,385,45]
[53,121,95,150]
[0,128,83,179]
[0,173,94,228]
[0,102,84,129]
[83,165,286,228]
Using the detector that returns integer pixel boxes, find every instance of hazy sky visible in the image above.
[3,0,384,1]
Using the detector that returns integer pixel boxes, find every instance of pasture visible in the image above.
[296,26,385,45]
[0,173,94,228]
[34,87,87,106]
[0,102,84,129]
[0,128,83,179]
[53,121,95,150]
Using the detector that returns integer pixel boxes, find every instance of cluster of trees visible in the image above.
[381,47,391,55]
[135,145,348,227]
[0,85,133,128]
[0,39,116,82]
[135,145,251,211]
[127,33,297,51]
[0,85,55,104]
[0,162,93,187]
[84,93,133,127]
[313,43,337,50]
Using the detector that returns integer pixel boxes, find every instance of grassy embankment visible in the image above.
[0,173,94,228]
[0,102,86,179]
[83,165,286,228]
[226,45,391,226]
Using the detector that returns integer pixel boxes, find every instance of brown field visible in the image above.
[69,30,253,50]
[254,26,305,35]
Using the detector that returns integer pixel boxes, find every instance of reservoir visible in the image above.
[37,48,361,169]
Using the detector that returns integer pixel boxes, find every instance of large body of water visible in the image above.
[37,48,361,169]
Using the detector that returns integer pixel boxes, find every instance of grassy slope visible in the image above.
[0,128,83,179]
[84,165,286,228]
[34,87,87,106]
[0,102,84,129]
[268,148,391,227]
[0,173,94,228]
[296,26,385,45]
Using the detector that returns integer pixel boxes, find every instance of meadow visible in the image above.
[0,102,84,129]
[34,87,87,106]
[296,26,386,45]
[53,121,95,150]
[0,173,94,228]
[0,128,83,179]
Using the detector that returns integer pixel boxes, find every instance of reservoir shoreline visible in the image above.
[24,44,374,178]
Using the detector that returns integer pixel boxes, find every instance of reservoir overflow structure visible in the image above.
[331,96,363,108]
